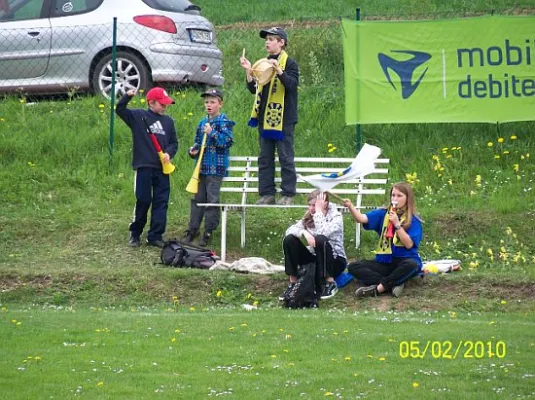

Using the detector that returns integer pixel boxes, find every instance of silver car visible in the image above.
[0,0,223,97]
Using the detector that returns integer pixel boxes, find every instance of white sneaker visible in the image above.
[392,283,405,298]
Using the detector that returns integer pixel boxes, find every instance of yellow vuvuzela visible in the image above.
[186,130,208,194]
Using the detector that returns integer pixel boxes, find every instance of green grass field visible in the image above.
[1,0,535,398]
[1,307,534,399]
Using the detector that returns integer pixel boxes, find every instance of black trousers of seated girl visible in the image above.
[280,190,347,301]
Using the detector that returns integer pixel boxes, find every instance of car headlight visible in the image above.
[188,29,212,44]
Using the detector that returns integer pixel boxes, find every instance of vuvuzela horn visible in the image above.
[141,117,176,175]
[186,129,208,194]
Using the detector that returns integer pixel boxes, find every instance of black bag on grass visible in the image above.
[283,262,319,309]
[160,240,217,269]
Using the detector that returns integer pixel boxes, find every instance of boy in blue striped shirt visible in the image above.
[184,89,235,247]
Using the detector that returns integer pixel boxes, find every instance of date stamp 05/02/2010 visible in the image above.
[399,340,507,360]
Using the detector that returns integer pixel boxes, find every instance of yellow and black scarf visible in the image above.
[375,206,406,263]
[248,51,288,141]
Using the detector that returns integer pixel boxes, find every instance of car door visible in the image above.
[0,0,52,80]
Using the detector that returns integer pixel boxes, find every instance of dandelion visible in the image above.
[216,290,222,297]
[513,164,519,173]
[140,99,146,104]
[500,300,507,305]
[228,327,234,331]
[189,306,195,311]
[469,190,476,196]
[379,357,386,361]
[97,382,104,387]
[27,161,36,167]
[271,354,277,358]
[510,135,517,140]
[503,151,509,155]
[494,155,501,159]
[35,356,41,362]
[412,382,420,388]
[344,356,351,361]
[174,329,181,333]
[187,112,193,116]
[487,142,493,147]
[497,137,504,143]
[449,311,457,318]
[0,118,5,122]
[328,147,337,153]
[241,323,247,327]
[442,147,449,152]
[171,337,176,342]
[469,261,479,269]
[328,143,333,147]
[98,104,105,109]
[325,392,334,396]
[447,179,453,185]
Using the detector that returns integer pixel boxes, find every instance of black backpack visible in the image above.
[283,262,319,309]
[160,240,217,269]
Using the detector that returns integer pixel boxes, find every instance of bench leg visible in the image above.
[221,207,228,262]
[240,209,246,248]
[355,223,361,249]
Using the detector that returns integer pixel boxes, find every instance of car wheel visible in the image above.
[92,51,150,99]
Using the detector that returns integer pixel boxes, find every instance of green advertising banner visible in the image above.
[342,16,535,124]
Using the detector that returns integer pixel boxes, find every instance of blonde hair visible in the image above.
[389,182,422,228]
[303,190,329,228]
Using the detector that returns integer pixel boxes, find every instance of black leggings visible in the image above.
[283,234,346,288]
[347,258,420,292]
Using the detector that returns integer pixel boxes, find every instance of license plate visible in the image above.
[189,29,212,44]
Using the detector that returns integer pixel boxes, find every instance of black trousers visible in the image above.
[347,258,420,292]
[130,167,170,242]
[258,124,296,197]
[283,234,346,290]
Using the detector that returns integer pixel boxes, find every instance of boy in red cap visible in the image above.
[116,87,178,248]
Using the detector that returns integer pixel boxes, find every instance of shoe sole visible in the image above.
[320,287,338,300]
[355,286,377,298]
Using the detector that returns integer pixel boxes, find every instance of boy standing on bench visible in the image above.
[183,89,235,247]
[240,27,299,205]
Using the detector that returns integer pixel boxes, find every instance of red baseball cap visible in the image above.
[146,87,175,105]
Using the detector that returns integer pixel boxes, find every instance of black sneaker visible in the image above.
[320,282,338,300]
[199,232,212,247]
[355,284,378,298]
[147,239,165,248]
[128,234,141,247]
[182,230,198,244]
[278,282,295,301]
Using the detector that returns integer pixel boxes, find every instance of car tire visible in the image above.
[92,51,151,99]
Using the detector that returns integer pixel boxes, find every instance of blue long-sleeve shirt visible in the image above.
[192,113,234,176]
[116,94,178,170]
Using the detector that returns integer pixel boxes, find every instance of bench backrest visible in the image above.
[221,156,390,209]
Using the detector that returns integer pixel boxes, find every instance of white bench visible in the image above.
[199,156,390,261]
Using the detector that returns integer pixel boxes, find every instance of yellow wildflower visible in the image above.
[497,137,504,143]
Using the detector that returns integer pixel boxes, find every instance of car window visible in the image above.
[0,0,46,22]
[141,0,201,14]
[50,0,103,18]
